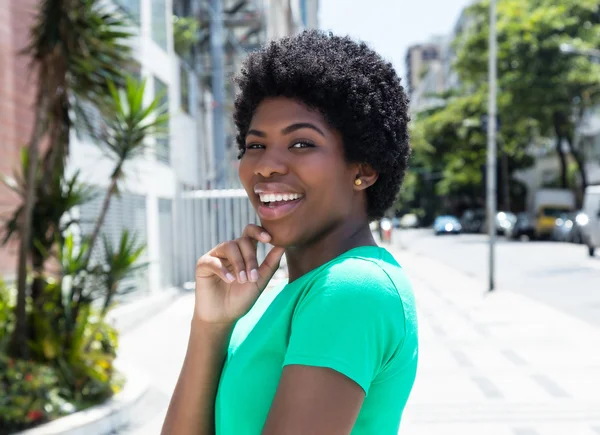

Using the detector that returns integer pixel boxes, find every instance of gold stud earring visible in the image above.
[354,179,363,186]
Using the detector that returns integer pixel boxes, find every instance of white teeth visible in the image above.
[259,193,303,203]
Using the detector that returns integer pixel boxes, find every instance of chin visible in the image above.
[260,221,300,248]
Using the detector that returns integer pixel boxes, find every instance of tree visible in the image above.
[173,15,201,59]
[11,0,133,357]
[454,0,600,193]
[3,78,167,361]
[83,78,169,265]
[409,89,535,217]
[1,152,97,312]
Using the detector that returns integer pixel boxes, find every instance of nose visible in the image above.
[254,147,289,178]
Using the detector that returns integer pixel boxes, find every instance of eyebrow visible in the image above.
[246,122,326,139]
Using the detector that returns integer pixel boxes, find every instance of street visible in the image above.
[393,229,600,327]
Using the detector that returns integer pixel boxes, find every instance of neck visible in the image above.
[284,218,377,283]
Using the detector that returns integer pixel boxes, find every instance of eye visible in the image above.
[245,143,265,150]
[290,141,315,149]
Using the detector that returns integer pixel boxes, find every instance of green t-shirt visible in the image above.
[215,245,418,434]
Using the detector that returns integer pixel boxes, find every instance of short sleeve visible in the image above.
[283,261,407,395]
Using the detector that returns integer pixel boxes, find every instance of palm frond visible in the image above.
[98,78,169,169]
[26,0,135,141]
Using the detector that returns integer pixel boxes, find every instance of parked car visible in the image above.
[460,208,485,233]
[571,211,588,244]
[552,212,575,242]
[581,185,600,256]
[496,211,517,236]
[506,212,536,241]
[552,211,587,244]
[532,188,576,239]
[399,213,419,228]
[433,215,462,235]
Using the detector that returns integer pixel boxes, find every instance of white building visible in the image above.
[408,42,447,115]
[65,0,205,296]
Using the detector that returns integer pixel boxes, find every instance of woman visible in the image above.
[162,30,418,435]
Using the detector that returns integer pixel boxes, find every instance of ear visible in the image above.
[353,163,378,190]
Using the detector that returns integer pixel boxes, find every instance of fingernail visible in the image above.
[260,232,271,241]
[239,271,247,283]
[225,273,235,282]
[250,269,259,282]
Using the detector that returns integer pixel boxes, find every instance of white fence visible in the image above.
[172,186,268,287]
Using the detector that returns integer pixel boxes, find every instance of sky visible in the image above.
[319,0,474,81]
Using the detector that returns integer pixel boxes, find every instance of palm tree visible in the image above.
[84,77,169,262]
[61,77,168,333]
[12,0,133,357]
[1,154,97,307]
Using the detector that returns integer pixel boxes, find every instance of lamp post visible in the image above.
[487,0,498,292]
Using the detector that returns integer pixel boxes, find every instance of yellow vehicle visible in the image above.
[533,189,576,239]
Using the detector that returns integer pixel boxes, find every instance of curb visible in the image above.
[15,363,149,435]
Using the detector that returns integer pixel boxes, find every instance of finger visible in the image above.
[196,255,235,284]
[256,246,285,290]
[238,237,260,283]
[213,241,248,283]
[242,224,272,244]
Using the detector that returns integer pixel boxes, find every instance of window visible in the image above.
[115,0,140,25]
[422,49,438,61]
[180,65,190,114]
[77,101,104,143]
[151,0,168,50]
[173,0,192,17]
[79,192,149,295]
[154,77,170,164]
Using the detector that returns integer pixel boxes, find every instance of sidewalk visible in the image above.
[391,246,600,435]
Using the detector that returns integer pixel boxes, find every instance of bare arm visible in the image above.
[161,319,232,435]
[161,225,284,435]
[261,365,365,435]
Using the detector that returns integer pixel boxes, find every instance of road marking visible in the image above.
[513,428,540,435]
[451,349,474,367]
[501,349,528,366]
[531,374,570,398]
[430,324,446,337]
[471,376,504,399]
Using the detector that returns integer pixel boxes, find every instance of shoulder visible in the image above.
[308,250,411,307]
[294,251,413,328]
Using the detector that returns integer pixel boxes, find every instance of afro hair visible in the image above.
[233,30,411,220]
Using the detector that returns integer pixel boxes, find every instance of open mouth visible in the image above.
[256,192,305,220]
[258,193,304,208]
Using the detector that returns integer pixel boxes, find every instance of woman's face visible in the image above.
[239,97,361,247]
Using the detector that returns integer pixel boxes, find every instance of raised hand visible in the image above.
[194,224,285,325]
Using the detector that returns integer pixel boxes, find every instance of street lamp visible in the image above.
[487,0,498,292]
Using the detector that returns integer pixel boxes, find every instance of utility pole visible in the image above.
[501,150,510,211]
[487,0,498,292]
[210,0,226,187]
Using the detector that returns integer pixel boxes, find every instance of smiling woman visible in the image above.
[161,30,418,435]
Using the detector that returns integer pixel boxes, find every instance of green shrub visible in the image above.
[0,356,66,434]
[0,277,15,352]
[0,276,124,433]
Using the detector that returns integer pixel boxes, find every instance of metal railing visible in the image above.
[173,187,268,286]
